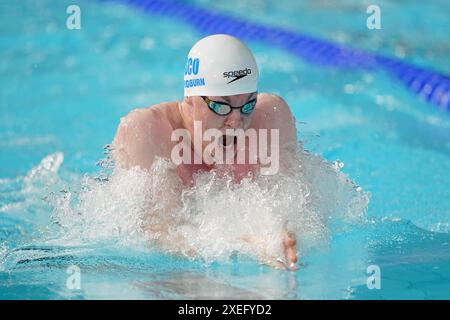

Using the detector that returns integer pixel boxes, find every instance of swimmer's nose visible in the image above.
[224,109,243,128]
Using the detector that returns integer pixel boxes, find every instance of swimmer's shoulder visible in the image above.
[118,101,180,131]
[256,93,291,112]
[251,93,297,144]
[112,102,180,169]
[254,93,295,124]
[114,102,180,148]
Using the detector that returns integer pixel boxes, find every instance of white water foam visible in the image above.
[44,145,369,264]
[0,144,369,267]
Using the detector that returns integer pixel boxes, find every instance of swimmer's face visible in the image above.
[183,92,257,157]
[193,92,256,132]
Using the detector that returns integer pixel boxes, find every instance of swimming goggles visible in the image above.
[201,95,257,116]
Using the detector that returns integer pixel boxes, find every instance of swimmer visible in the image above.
[112,34,298,270]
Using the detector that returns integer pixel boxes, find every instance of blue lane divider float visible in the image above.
[102,0,450,111]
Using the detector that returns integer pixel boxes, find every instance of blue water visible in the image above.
[1,0,450,299]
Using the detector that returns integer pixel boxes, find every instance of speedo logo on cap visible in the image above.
[223,68,252,84]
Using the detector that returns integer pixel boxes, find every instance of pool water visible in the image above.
[1,0,450,299]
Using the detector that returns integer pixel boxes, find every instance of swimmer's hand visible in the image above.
[242,232,299,271]
[282,232,298,271]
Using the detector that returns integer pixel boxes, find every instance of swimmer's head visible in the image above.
[183,34,259,97]
[181,35,259,157]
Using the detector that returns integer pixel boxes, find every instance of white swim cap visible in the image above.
[184,34,259,97]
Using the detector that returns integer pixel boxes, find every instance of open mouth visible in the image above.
[218,134,238,148]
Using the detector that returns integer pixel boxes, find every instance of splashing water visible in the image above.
[16,144,369,267]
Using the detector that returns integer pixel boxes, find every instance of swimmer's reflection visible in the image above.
[133,268,300,299]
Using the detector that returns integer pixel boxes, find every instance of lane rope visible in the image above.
[104,0,450,111]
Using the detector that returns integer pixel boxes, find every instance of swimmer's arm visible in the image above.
[113,108,196,254]
[271,97,300,269]
[252,94,300,269]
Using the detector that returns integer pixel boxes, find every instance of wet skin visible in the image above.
[112,92,298,270]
